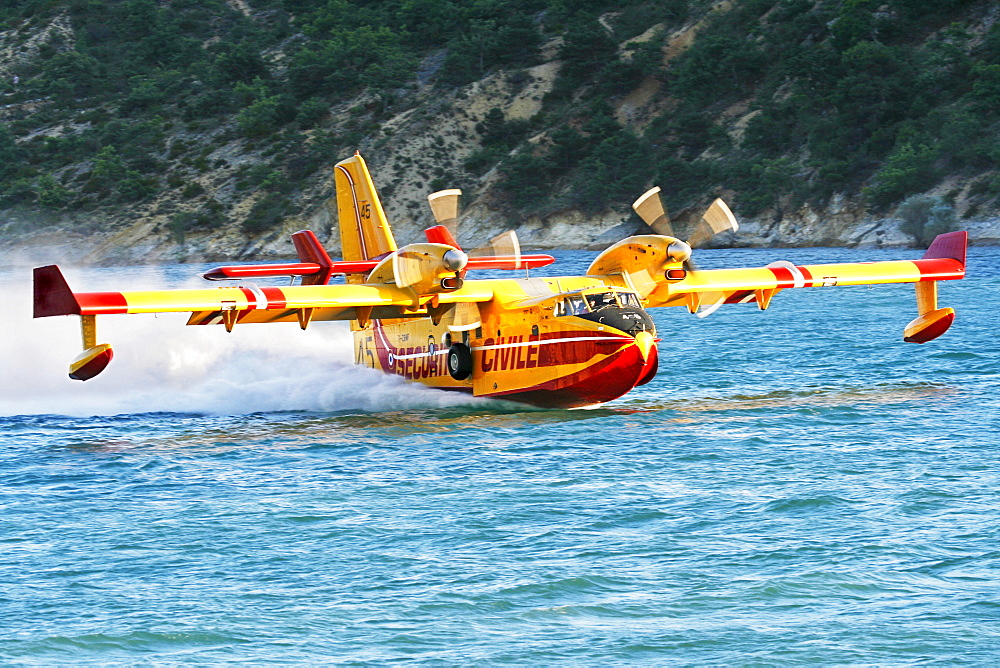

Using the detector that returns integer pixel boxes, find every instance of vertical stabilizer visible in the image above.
[333,153,397,280]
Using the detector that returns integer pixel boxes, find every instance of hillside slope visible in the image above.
[1,0,998,265]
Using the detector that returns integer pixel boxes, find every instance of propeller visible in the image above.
[426,188,522,271]
[468,230,522,270]
[632,187,739,317]
[427,189,462,237]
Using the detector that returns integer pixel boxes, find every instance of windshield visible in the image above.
[619,292,641,308]
[555,291,642,317]
[585,292,618,310]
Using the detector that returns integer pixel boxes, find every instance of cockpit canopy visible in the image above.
[554,290,642,317]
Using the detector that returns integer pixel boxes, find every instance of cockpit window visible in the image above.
[565,295,587,315]
[619,292,641,308]
[555,291,641,317]
[585,292,618,311]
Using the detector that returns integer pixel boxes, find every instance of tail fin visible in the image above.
[333,153,396,274]
[291,230,334,286]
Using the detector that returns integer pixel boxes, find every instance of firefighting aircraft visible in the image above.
[33,152,967,409]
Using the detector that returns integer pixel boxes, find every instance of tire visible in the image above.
[447,342,473,381]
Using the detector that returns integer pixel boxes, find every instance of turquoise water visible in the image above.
[2,247,999,663]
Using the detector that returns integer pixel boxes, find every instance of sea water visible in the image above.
[1,246,998,663]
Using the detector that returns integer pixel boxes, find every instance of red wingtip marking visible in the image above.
[922,231,967,267]
[33,265,81,317]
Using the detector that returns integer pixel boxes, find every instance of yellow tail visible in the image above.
[333,153,397,276]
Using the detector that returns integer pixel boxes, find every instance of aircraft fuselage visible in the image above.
[353,277,658,409]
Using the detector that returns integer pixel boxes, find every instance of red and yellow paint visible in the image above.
[32,153,967,408]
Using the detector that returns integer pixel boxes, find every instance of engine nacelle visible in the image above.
[367,242,468,296]
[587,235,688,298]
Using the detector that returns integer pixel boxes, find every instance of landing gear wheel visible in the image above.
[447,342,473,381]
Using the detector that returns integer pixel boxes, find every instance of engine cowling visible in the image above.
[367,242,468,295]
[587,235,688,298]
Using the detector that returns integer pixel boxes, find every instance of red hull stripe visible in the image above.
[477,335,630,369]
[533,330,632,343]
[77,292,129,315]
[486,341,656,408]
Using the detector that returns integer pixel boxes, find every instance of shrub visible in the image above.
[181,181,205,198]
[117,170,156,201]
[37,174,72,208]
[864,142,940,207]
[237,96,283,138]
[242,192,288,233]
[897,194,956,245]
[295,97,329,128]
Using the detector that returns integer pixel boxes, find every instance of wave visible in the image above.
[2,265,481,417]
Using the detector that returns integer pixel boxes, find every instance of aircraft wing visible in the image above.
[34,264,495,326]
[642,231,967,343]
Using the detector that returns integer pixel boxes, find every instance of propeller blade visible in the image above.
[687,197,739,249]
[681,266,728,318]
[427,189,462,235]
[392,249,433,289]
[683,199,739,318]
[695,294,727,318]
[469,230,521,270]
[632,187,673,236]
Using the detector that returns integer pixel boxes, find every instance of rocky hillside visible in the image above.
[1,0,999,266]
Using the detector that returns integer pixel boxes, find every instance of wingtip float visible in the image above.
[33,152,967,408]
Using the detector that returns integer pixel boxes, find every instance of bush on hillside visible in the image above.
[897,194,956,245]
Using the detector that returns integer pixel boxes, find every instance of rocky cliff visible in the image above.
[2,1,998,267]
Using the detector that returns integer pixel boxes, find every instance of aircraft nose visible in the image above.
[634,330,655,362]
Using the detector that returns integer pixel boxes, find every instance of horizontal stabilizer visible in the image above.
[466,255,555,271]
[202,260,382,281]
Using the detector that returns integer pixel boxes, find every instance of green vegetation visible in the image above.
[0,0,997,237]
[489,0,999,217]
[897,194,957,245]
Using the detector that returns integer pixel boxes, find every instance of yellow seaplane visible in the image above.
[33,153,967,409]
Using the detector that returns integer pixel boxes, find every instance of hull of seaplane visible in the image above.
[352,279,659,409]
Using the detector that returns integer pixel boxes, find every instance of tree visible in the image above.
[37,174,71,208]
[864,142,939,207]
[897,194,956,245]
